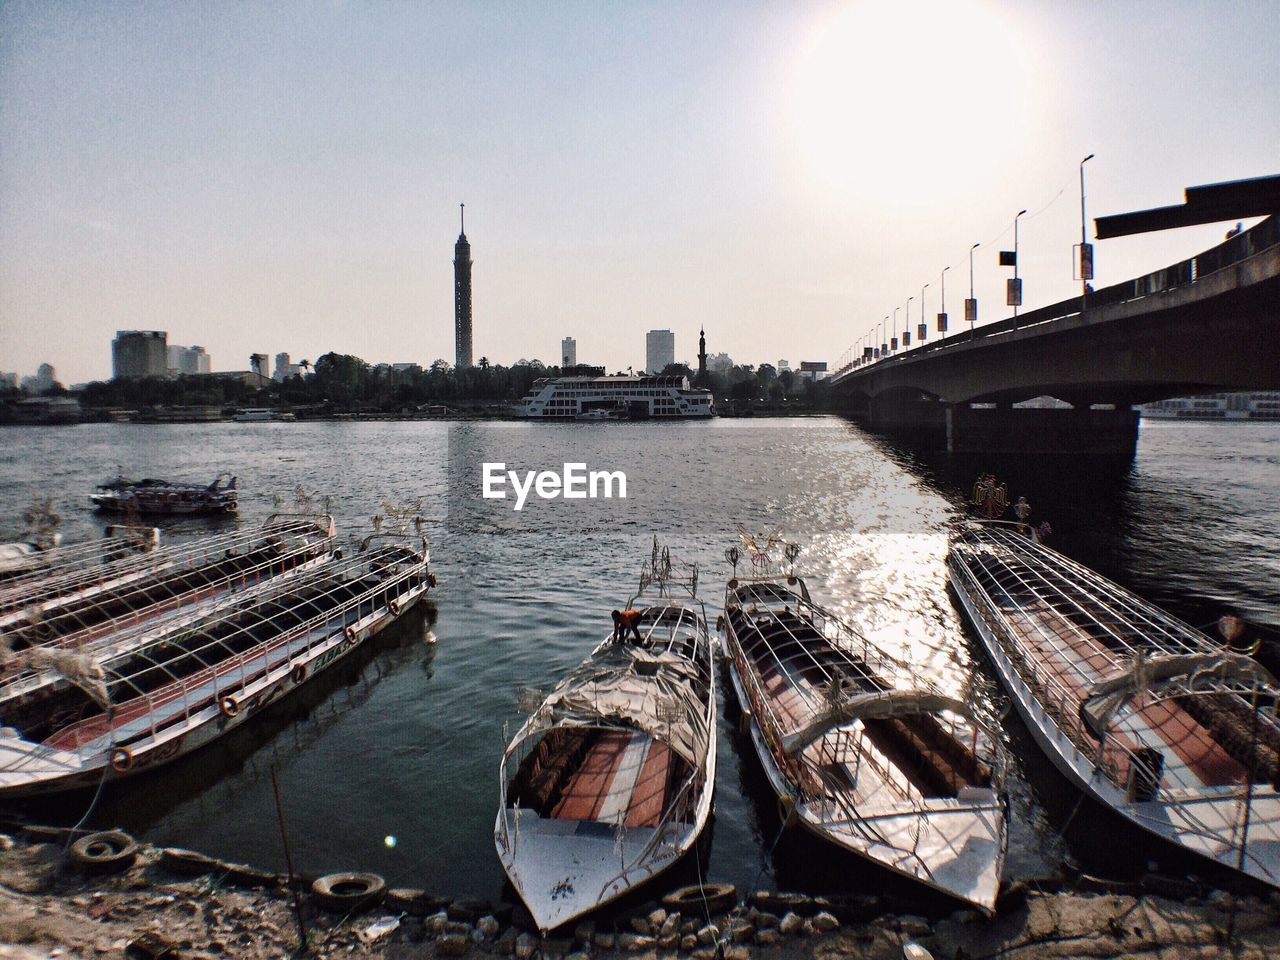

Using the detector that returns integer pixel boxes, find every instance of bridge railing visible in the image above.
[834,214,1279,381]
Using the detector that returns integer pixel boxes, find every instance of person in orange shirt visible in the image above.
[611,608,644,644]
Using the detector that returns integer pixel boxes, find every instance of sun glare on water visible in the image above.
[789,0,1039,209]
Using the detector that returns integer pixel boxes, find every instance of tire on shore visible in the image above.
[160,847,219,876]
[69,830,139,875]
[662,881,737,915]
[311,872,387,913]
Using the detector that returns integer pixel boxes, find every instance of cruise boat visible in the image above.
[514,374,713,420]
[1141,391,1280,420]
[721,550,1008,913]
[90,473,239,516]
[0,523,432,797]
[948,517,1280,891]
[233,408,296,422]
[496,543,716,932]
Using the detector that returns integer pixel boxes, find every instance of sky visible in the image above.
[1,0,1277,385]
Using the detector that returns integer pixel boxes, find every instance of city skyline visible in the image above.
[1,1,1277,385]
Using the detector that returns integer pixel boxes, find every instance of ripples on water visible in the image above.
[0,418,1275,902]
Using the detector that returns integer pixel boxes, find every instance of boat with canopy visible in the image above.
[948,496,1280,891]
[720,533,1008,913]
[0,521,431,797]
[496,540,716,933]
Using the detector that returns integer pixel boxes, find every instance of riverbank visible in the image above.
[2,829,1277,960]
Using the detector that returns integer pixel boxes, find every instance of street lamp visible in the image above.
[1013,208,1028,328]
[882,316,888,357]
[1079,153,1095,304]
[968,243,979,338]
[918,282,929,343]
[939,266,950,337]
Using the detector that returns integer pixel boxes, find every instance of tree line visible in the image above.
[63,353,831,413]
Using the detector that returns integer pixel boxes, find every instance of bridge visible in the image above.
[830,193,1280,456]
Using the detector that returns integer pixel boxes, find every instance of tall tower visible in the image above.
[697,326,707,383]
[454,203,473,369]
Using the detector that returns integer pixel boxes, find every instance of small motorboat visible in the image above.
[90,473,238,516]
[948,507,1280,891]
[496,542,716,933]
[721,540,1008,913]
[0,521,432,797]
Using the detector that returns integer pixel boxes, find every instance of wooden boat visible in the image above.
[721,567,1007,913]
[496,545,716,933]
[90,473,238,516]
[948,518,1280,890]
[0,525,431,797]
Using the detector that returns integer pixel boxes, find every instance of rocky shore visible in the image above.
[2,828,1278,960]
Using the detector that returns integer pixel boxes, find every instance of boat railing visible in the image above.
[60,547,425,763]
[0,516,334,619]
[951,551,1167,789]
[0,537,339,702]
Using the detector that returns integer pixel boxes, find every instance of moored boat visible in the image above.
[948,515,1280,890]
[720,544,1008,913]
[0,514,335,635]
[496,543,716,933]
[0,523,431,797]
[90,472,239,516]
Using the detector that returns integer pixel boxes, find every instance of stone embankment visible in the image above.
[1,828,1278,959]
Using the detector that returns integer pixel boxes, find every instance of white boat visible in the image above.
[721,563,1008,913]
[233,408,296,422]
[0,524,432,797]
[948,518,1280,890]
[514,374,714,420]
[0,514,333,635]
[496,544,716,933]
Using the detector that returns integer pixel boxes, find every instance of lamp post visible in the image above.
[1013,208,1027,328]
[919,282,929,344]
[1079,153,1095,304]
[892,308,899,353]
[882,316,888,357]
[940,265,950,339]
[968,243,979,339]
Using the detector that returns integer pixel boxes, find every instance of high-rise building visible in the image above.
[646,329,675,374]
[561,337,577,367]
[273,352,301,381]
[165,344,211,376]
[113,331,168,379]
[454,203,473,370]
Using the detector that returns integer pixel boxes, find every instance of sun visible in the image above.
[787,1,1039,210]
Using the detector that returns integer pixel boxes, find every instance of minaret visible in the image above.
[697,326,707,384]
[453,203,473,369]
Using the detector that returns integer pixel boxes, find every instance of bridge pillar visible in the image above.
[944,405,1138,457]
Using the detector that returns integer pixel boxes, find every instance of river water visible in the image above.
[0,417,1276,905]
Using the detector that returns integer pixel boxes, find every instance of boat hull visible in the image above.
[724,657,1003,913]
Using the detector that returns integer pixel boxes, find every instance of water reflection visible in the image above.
[0,418,1275,899]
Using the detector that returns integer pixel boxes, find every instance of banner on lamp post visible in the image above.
[937,312,948,332]
[1006,278,1022,307]
[964,299,977,323]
